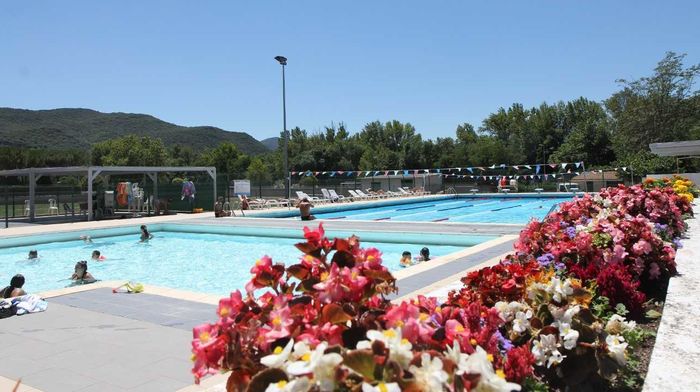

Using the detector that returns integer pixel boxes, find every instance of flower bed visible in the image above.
[191,179,696,391]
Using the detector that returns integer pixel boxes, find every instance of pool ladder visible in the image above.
[543,203,560,221]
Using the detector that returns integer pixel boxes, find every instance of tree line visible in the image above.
[1,52,698,184]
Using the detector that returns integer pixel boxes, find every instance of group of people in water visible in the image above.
[400,247,431,267]
[4,224,156,298]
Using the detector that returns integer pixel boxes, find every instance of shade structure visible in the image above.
[0,166,217,221]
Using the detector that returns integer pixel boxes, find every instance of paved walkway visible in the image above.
[643,205,699,392]
[0,291,216,392]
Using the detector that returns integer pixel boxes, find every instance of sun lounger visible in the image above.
[328,189,348,202]
[356,190,380,200]
[348,190,364,200]
[397,187,413,196]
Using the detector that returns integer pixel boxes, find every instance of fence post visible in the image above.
[11,189,15,218]
[5,185,8,229]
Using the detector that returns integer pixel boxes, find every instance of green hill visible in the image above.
[0,107,268,155]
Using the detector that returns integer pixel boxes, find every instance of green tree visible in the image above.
[91,135,168,166]
[606,52,700,157]
[247,157,271,197]
[198,142,251,177]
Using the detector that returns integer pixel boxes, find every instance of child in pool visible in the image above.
[28,250,38,259]
[140,225,154,242]
[400,251,413,267]
[92,250,106,261]
[415,247,430,262]
[71,260,96,283]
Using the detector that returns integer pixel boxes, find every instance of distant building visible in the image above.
[357,173,443,193]
[571,171,623,192]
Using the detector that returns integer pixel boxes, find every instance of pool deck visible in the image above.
[0,194,529,390]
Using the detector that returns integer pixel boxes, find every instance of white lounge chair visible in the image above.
[328,189,348,202]
[356,190,379,200]
[348,190,366,200]
[296,191,328,204]
[239,194,266,209]
[397,188,413,196]
[321,188,338,203]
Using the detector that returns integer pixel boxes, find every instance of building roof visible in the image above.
[649,140,700,157]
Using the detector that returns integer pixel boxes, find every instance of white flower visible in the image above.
[532,334,565,368]
[409,353,448,391]
[462,346,522,392]
[545,277,573,303]
[261,339,294,368]
[606,334,628,366]
[494,301,528,323]
[550,305,580,327]
[357,328,413,369]
[558,324,579,350]
[512,310,532,335]
[265,378,311,392]
[287,342,343,390]
[444,341,470,375]
[550,305,580,350]
[361,382,401,392]
[605,314,637,335]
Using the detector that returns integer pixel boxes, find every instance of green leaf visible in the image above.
[343,350,376,381]
[646,309,663,319]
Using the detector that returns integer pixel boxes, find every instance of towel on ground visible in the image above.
[1,294,48,316]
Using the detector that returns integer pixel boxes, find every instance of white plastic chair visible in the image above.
[24,200,30,216]
[48,198,59,215]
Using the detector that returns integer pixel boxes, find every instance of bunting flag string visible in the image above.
[290,161,586,178]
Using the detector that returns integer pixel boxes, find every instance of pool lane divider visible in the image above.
[437,204,472,212]
[396,204,435,211]
[491,204,522,212]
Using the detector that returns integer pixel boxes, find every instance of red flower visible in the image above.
[504,345,535,383]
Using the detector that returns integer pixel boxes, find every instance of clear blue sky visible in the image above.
[1,1,699,141]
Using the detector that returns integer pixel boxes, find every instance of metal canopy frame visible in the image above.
[0,166,217,222]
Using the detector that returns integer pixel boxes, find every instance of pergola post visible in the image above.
[206,168,217,206]
[153,173,158,201]
[87,168,94,221]
[28,170,36,222]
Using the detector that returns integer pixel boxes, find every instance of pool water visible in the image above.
[0,231,465,296]
[310,197,570,224]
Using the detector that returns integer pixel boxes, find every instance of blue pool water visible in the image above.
[0,231,470,295]
[310,197,571,224]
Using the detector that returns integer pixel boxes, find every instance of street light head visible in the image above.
[274,56,287,65]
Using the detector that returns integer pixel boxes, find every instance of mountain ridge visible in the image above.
[0,107,269,155]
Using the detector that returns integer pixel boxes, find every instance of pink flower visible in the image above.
[649,262,661,280]
[632,240,652,255]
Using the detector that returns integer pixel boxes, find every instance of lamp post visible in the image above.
[274,55,290,200]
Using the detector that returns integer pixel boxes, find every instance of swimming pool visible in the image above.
[0,227,493,295]
[263,195,572,224]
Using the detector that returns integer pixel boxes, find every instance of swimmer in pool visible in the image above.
[400,251,413,267]
[92,250,106,261]
[80,235,93,244]
[71,260,96,283]
[28,250,38,259]
[415,247,430,262]
[140,225,154,242]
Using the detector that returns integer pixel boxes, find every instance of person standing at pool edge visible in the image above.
[298,198,315,221]
[140,225,154,242]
